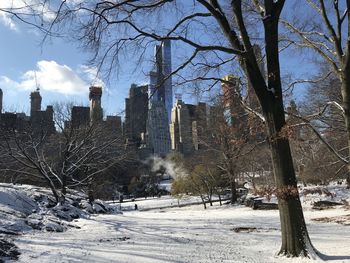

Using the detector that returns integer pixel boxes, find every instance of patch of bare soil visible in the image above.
[312,214,350,225]
[231,227,278,233]
[312,200,344,210]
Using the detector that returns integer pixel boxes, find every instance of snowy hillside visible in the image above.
[0,183,120,261]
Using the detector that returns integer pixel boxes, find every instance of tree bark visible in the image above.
[229,3,314,255]
[340,74,350,189]
[42,171,60,204]
[200,195,207,209]
[256,14,313,256]
[230,180,237,204]
[265,111,311,256]
[48,181,60,204]
[209,189,213,206]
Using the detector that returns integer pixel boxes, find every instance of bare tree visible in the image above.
[0,104,130,204]
[284,1,350,187]
[201,90,253,204]
[292,69,348,185]
[7,0,316,257]
[0,1,57,36]
[171,154,222,210]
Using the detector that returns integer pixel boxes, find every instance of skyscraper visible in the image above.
[30,89,42,115]
[89,86,103,124]
[221,75,248,139]
[29,89,55,135]
[146,40,173,156]
[71,106,90,128]
[169,99,194,155]
[162,40,173,123]
[106,115,122,135]
[148,39,173,123]
[124,84,149,146]
[147,100,171,156]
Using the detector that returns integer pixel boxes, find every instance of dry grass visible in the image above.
[312,214,350,226]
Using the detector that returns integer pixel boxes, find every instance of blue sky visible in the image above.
[0,1,318,118]
[0,16,150,116]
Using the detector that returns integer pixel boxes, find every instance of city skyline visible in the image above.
[0,18,198,120]
[0,2,349,262]
[0,16,150,116]
[0,1,318,118]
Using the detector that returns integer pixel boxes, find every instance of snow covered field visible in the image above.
[8,199,350,262]
[1,183,349,263]
[117,195,221,211]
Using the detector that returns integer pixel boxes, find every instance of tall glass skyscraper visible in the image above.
[147,40,173,156]
[148,40,173,123]
[162,40,173,123]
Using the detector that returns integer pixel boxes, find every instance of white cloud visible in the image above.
[78,65,105,87]
[0,60,105,95]
[0,13,17,30]
[0,76,22,93]
[0,0,54,31]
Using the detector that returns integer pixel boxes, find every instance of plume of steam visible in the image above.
[143,156,187,179]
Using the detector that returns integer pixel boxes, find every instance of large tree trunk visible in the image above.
[228,165,237,204]
[260,15,313,256]
[238,7,314,256]
[265,110,312,256]
[43,172,60,204]
[340,75,350,189]
[230,180,237,204]
[340,0,350,190]
[48,180,60,204]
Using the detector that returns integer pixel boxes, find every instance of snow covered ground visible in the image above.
[0,183,118,261]
[1,183,349,262]
[6,191,350,262]
[117,195,221,211]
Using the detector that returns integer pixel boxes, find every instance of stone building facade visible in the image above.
[106,115,122,135]
[71,106,90,128]
[67,87,122,138]
[169,99,193,155]
[89,86,103,124]
[221,75,248,139]
[169,100,208,156]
